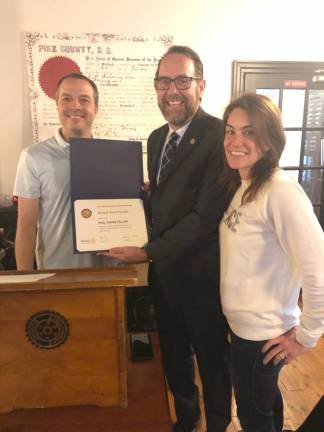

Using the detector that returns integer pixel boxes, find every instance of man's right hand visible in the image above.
[100,246,149,263]
[141,181,150,196]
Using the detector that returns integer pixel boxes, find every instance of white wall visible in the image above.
[1,0,324,196]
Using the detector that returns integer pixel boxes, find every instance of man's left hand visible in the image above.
[101,246,149,263]
[261,327,308,366]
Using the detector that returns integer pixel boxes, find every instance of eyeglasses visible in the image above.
[154,75,201,90]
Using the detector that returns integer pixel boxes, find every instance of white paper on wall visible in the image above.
[24,32,174,151]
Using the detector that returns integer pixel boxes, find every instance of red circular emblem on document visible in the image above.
[39,56,81,100]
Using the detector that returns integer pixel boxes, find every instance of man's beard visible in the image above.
[158,95,197,127]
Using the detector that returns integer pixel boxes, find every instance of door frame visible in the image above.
[231,60,324,229]
[232,61,324,95]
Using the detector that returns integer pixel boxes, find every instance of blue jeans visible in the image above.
[230,332,284,432]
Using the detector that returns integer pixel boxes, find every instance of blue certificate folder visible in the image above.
[70,138,145,253]
[70,138,144,200]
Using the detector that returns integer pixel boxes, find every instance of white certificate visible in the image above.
[74,198,148,252]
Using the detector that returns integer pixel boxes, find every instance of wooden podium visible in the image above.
[0,266,138,414]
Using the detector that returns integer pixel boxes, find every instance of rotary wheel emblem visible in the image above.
[26,310,69,349]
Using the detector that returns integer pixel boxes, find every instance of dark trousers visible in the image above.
[296,395,324,431]
[230,332,284,432]
[150,268,232,432]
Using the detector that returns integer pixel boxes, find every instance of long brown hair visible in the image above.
[222,93,286,204]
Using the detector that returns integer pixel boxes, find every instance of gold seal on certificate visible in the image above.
[74,198,148,252]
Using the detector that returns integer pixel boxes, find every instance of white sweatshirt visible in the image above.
[220,169,324,348]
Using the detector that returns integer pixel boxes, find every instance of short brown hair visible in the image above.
[55,73,99,107]
[155,45,204,79]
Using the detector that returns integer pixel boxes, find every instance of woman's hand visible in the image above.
[261,327,308,366]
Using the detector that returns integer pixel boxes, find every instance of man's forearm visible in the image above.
[15,197,39,270]
[15,226,37,270]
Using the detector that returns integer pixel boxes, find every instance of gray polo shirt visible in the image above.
[13,130,117,269]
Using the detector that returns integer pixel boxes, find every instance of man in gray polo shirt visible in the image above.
[14,73,115,270]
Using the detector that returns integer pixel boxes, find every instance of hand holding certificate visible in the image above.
[103,246,149,263]
[74,198,147,252]
[70,138,148,253]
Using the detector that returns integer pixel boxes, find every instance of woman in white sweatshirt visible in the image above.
[220,93,324,432]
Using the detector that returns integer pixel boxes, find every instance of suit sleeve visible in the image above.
[144,131,228,264]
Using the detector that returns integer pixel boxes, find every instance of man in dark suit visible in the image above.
[107,46,231,432]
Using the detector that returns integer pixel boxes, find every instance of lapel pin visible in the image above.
[190,138,196,145]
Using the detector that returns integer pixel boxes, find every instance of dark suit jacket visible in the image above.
[144,108,228,306]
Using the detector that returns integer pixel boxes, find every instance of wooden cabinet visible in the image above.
[0,267,137,413]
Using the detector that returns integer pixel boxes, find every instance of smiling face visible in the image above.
[224,108,265,179]
[56,77,98,141]
[155,53,205,129]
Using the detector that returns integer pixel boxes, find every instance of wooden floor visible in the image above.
[168,337,324,431]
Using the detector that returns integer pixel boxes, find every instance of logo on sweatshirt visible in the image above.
[224,208,241,232]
